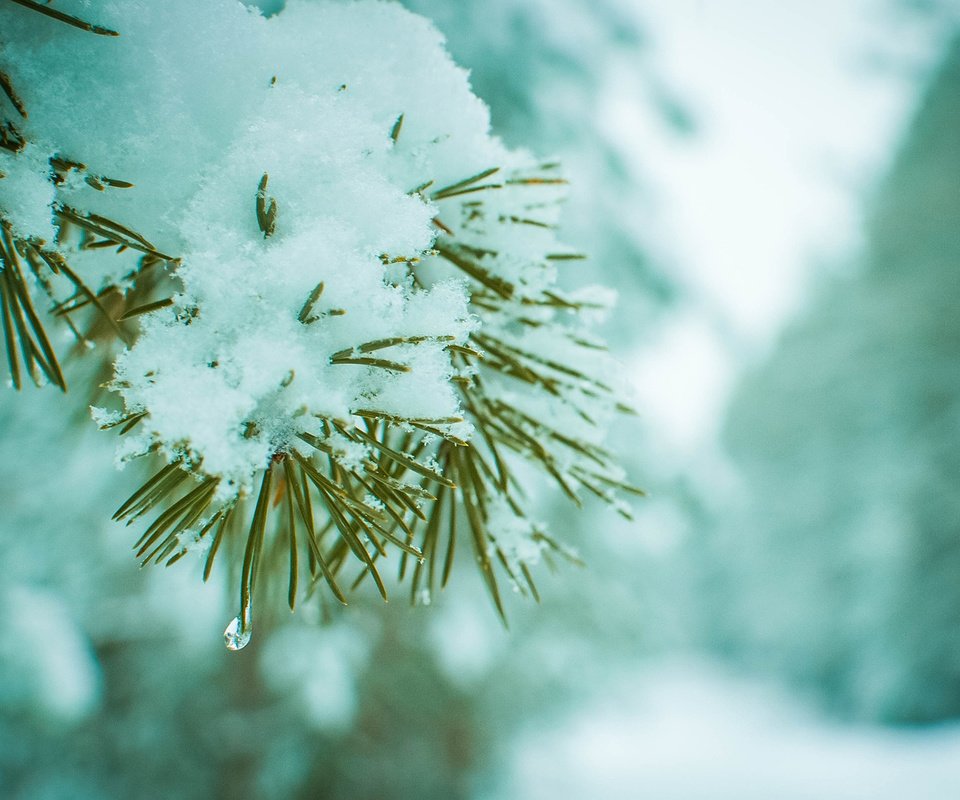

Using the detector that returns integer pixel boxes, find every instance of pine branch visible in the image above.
[3,4,642,652]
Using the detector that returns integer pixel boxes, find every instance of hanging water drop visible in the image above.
[223,614,251,651]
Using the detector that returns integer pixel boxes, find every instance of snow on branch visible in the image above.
[0,0,640,648]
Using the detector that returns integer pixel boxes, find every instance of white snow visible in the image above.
[0,144,57,242]
[494,659,960,800]
[1,0,628,544]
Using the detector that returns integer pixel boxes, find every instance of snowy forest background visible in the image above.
[3,0,960,797]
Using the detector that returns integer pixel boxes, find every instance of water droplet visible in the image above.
[223,615,251,651]
[416,588,432,606]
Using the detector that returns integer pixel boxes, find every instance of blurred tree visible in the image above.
[704,34,960,724]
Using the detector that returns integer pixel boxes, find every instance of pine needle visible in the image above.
[6,0,120,36]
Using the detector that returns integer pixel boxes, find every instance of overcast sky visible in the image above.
[614,0,957,460]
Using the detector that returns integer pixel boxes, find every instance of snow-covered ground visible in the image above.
[492,659,960,800]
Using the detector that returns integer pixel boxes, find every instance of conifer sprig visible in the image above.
[107,159,641,639]
[3,2,641,649]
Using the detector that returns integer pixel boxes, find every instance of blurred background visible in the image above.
[3,0,960,797]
